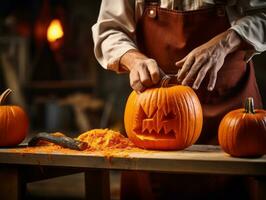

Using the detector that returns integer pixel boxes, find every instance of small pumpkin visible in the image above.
[0,89,29,146]
[124,79,203,150]
[218,97,266,157]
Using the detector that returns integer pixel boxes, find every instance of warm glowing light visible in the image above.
[47,19,64,43]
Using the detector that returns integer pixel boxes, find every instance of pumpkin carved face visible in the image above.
[124,85,203,150]
[135,105,178,139]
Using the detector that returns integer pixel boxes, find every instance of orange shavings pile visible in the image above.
[17,129,149,157]
[77,129,136,150]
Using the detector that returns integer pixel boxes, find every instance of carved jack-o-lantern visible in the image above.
[124,85,203,150]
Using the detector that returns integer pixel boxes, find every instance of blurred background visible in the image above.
[0,1,130,199]
[0,0,132,136]
[0,0,265,199]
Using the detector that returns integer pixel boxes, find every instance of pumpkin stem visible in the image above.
[0,89,12,105]
[160,74,178,87]
[245,97,255,114]
[160,75,171,87]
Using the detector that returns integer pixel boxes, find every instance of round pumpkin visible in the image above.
[0,89,29,146]
[124,82,203,150]
[218,97,266,157]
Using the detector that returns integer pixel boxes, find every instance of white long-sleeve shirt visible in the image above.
[92,0,266,72]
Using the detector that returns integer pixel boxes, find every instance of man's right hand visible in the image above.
[120,50,163,92]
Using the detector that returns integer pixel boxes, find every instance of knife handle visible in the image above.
[28,132,88,151]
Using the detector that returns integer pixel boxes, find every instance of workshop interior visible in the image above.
[0,0,266,200]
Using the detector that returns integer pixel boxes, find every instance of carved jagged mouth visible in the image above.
[133,106,177,139]
[134,127,176,139]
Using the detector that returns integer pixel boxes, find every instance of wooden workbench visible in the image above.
[0,145,265,200]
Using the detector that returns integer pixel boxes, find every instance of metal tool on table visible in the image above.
[28,132,88,151]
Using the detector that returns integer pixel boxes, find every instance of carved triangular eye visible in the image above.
[133,106,148,132]
[138,105,158,119]
[162,111,176,121]
[137,105,148,119]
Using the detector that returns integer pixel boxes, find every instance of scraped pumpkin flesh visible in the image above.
[19,129,148,156]
[77,129,136,150]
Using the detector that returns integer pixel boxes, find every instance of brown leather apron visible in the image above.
[121,1,262,199]
[136,1,262,144]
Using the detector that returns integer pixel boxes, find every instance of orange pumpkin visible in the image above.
[0,89,29,146]
[124,81,203,150]
[218,97,266,157]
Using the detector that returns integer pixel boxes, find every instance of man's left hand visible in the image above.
[176,30,244,91]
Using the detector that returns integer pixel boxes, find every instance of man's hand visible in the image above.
[176,30,245,91]
[120,50,163,92]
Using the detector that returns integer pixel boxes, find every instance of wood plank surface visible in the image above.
[0,145,266,176]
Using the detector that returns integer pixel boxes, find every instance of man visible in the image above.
[92,0,266,199]
[93,0,265,143]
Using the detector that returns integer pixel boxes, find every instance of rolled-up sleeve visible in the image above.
[92,0,138,73]
[227,0,266,60]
